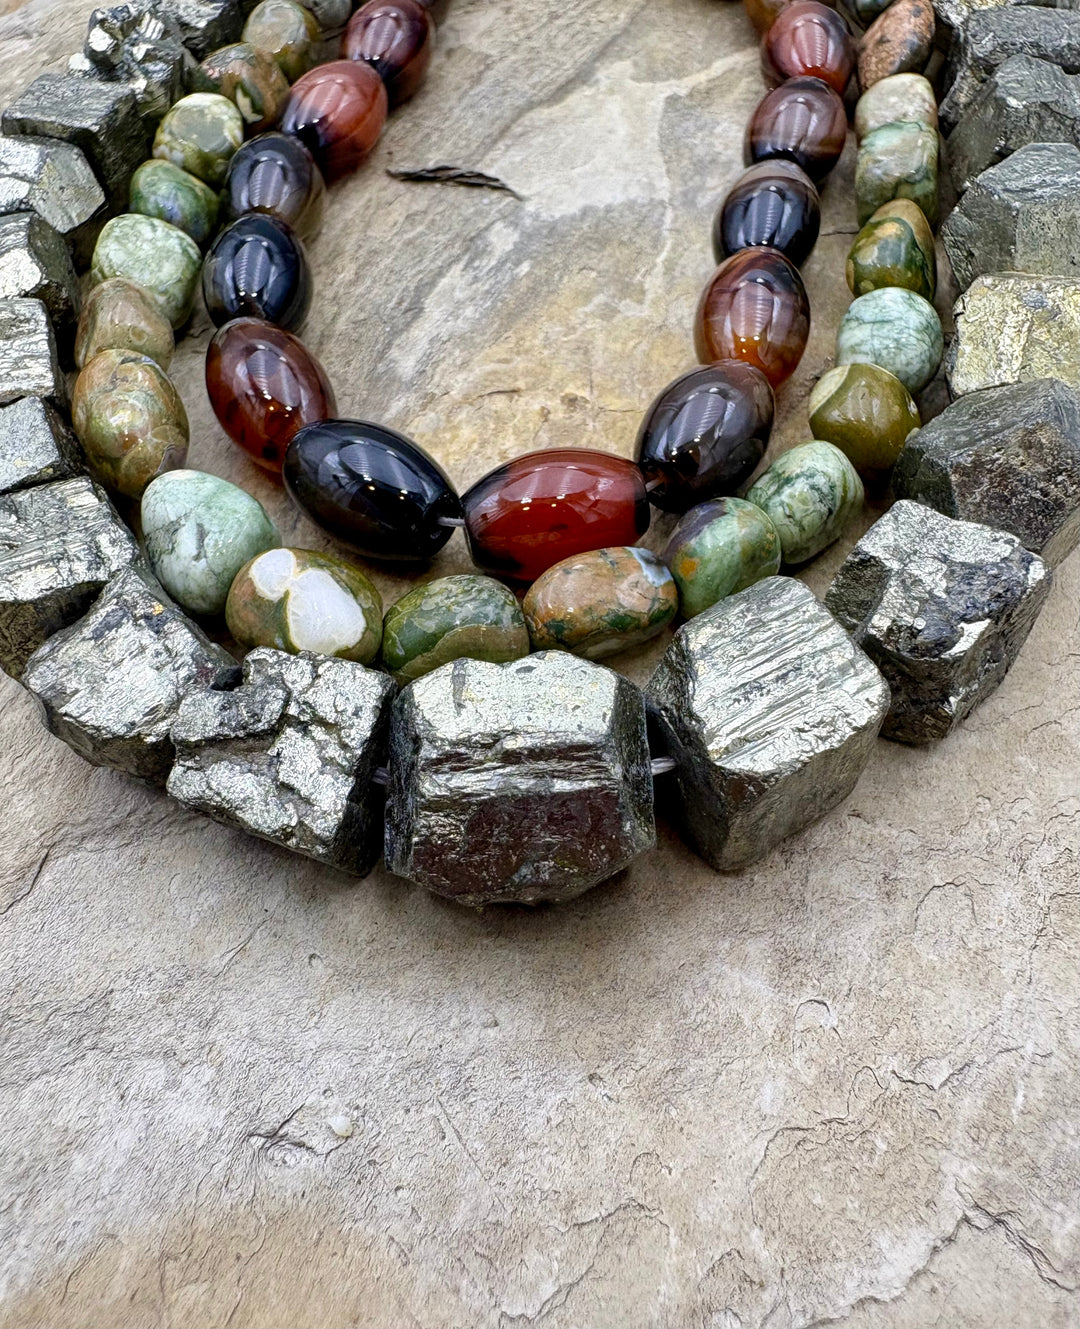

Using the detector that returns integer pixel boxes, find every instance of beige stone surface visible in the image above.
[1,1,1078,1326]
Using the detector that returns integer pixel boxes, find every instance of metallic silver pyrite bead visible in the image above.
[0,135,106,266]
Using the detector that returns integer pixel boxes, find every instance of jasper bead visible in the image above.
[462,449,650,583]
[343,0,434,106]
[226,545,383,663]
[193,43,290,135]
[72,349,189,499]
[746,439,864,564]
[280,60,388,181]
[75,277,174,371]
[808,362,920,472]
[714,160,821,267]
[836,286,943,394]
[855,120,939,226]
[762,2,856,96]
[206,318,336,470]
[244,0,320,80]
[89,214,202,329]
[382,574,530,685]
[141,469,280,615]
[153,92,244,187]
[855,73,937,141]
[856,0,935,91]
[129,158,220,247]
[635,361,774,513]
[846,198,935,301]
[745,77,848,183]
[694,247,810,389]
[523,547,678,661]
[663,497,781,619]
[284,418,460,560]
[202,214,311,330]
[222,132,326,240]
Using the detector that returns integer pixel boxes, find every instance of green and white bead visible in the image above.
[243,0,319,81]
[226,546,383,664]
[663,496,782,619]
[153,92,244,187]
[846,199,936,301]
[141,469,280,616]
[382,575,530,685]
[808,363,920,472]
[89,213,202,328]
[855,72,937,140]
[193,43,290,135]
[129,158,221,247]
[75,277,174,371]
[747,440,864,564]
[855,120,939,227]
[836,286,943,394]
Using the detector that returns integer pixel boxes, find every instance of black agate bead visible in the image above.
[714,160,821,267]
[202,214,312,331]
[222,132,326,241]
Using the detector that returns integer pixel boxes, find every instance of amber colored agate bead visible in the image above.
[745,76,848,183]
[744,0,794,34]
[762,1,855,93]
[206,317,336,472]
[694,247,811,388]
[279,60,388,180]
[714,160,821,267]
[462,449,650,583]
[343,0,434,106]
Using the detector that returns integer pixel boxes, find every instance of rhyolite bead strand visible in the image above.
[193,43,290,135]
[244,0,320,80]
[222,132,326,240]
[663,497,782,619]
[745,76,848,183]
[202,214,312,330]
[89,213,202,328]
[836,286,943,395]
[746,439,865,564]
[846,199,936,301]
[153,92,245,187]
[714,160,821,267]
[695,247,810,388]
[855,120,939,226]
[342,0,435,107]
[75,277,174,371]
[808,363,920,473]
[129,158,221,247]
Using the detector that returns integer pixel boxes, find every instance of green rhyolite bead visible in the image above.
[846,199,936,301]
[226,546,383,663]
[382,574,530,685]
[129,159,221,247]
[75,277,174,371]
[89,214,202,329]
[194,43,290,135]
[855,72,937,141]
[855,120,939,227]
[808,363,920,472]
[243,0,319,81]
[746,440,864,564]
[153,92,244,188]
[72,348,189,499]
[141,469,280,616]
[523,547,678,661]
[836,286,943,394]
[663,496,781,619]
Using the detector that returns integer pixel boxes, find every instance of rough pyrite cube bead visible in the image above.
[0,298,66,406]
[23,563,238,781]
[83,0,196,122]
[0,397,81,494]
[948,274,1080,396]
[0,213,80,334]
[646,577,889,872]
[0,136,106,265]
[825,501,1051,745]
[168,648,396,876]
[384,652,655,906]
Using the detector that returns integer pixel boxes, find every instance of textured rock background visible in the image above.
[1,1,1078,1326]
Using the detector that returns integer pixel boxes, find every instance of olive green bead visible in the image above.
[75,277,174,371]
[854,73,937,141]
[153,92,244,187]
[243,0,319,81]
[663,497,782,619]
[855,120,939,227]
[129,158,220,247]
[808,363,920,472]
[194,43,290,135]
[382,575,529,685]
[846,199,936,301]
[746,440,864,564]
[89,213,202,328]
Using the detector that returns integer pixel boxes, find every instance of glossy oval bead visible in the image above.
[72,349,189,499]
[836,286,943,394]
[129,158,220,247]
[745,77,848,183]
[202,214,311,330]
[75,277,174,371]
[762,1,855,95]
[206,318,336,471]
[222,132,326,240]
[153,92,244,187]
[193,42,290,134]
[746,439,864,564]
[283,418,460,560]
[243,0,320,81]
[855,119,939,226]
[846,198,936,300]
[343,0,434,105]
[226,546,383,663]
[663,497,781,619]
[855,71,937,140]
[714,160,821,267]
[635,361,774,513]
[280,60,388,181]
[523,547,678,661]
[694,247,811,389]
[89,213,202,329]
[382,575,530,685]
[462,449,650,583]
[808,362,920,472]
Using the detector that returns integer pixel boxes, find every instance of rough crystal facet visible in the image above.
[0,297,65,406]
[0,212,80,334]
[0,396,81,494]
[0,136,106,265]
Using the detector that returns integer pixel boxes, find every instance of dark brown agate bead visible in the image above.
[694,247,811,389]
[761,1,855,94]
[635,362,774,513]
[744,0,795,34]
[714,160,821,267]
[342,0,434,106]
[279,60,388,181]
[202,214,311,330]
[222,132,326,240]
[205,317,336,472]
[462,449,650,583]
[745,76,848,182]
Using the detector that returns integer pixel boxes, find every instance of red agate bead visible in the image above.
[343,0,435,106]
[761,1,856,95]
[279,60,388,181]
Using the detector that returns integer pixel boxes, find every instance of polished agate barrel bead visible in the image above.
[746,439,864,564]
[280,60,388,181]
[846,198,935,300]
[194,43,290,135]
[635,361,774,513]
[663,497,781,619]
[714,160,821,267]
[222,133,326,240]
[75,277,174,371]
[243,0,320,82]
[343,0,434,106]
[855,120,939,226]
[153,92,244,187]
[129,159,220,247]
[205,318,336,471]
[202,214,311,330]
[284,419,460,560]
[694,247,811,389]
[462,449,650,583]
[808,362,920,471]
[745,77,848,183]
[761,1,855,95]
